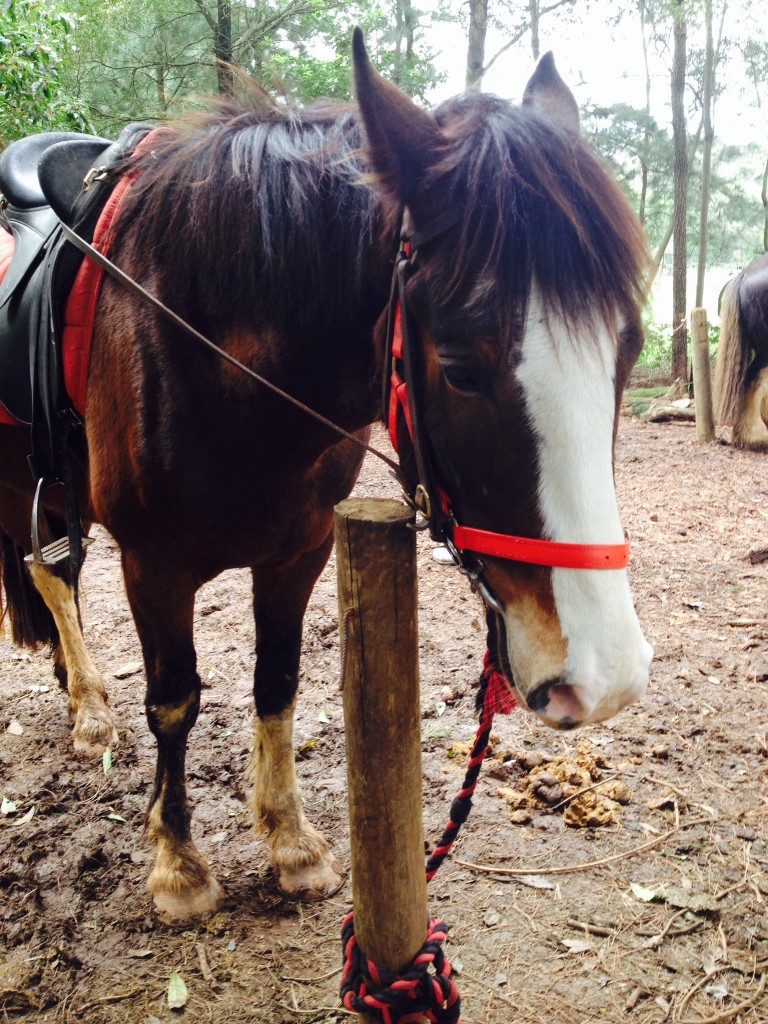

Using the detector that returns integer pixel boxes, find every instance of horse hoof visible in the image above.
[72,711,119,757]
[279,858,343,900]
[151,875,225,924]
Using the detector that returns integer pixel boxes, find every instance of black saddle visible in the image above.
[0,124,151,425]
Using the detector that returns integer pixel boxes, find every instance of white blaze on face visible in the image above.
[513,292,652,724]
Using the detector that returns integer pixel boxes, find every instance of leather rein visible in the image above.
[61,208,630,600]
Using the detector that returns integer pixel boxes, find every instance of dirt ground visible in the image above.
[1,413,767,1024]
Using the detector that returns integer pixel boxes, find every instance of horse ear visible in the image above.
[352,28,445,206]
[522,52,580,135]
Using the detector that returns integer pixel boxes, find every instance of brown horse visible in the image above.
[0,36,653,921]
[714,252,768,449]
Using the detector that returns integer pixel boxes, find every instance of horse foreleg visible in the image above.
[122,551,222,922]
[27,561,118,755]
[249,541,342,899]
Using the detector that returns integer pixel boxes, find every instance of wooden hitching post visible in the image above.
[335,497,428,1024]
[691,307,715,442]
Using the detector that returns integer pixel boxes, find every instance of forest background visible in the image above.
[1,0,766,380]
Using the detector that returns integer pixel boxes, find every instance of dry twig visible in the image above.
[677,973,766,1024]
[548,774,619,812]
[456,816,714,877]
[73,988,145,1013]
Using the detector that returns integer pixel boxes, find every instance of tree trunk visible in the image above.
[529,0,540,61]
[671,0,688,381]
[696,0,715,308]
[762,153,768,252]
[215,0,234,96]
[154,46,167,114]
[393,0,415,89]
[653,116,704,272]
[465,0,488,90]
[638,0,652,226]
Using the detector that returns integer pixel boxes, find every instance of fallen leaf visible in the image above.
[167,971,189,1009]
[6,720,24,736]
[127,949,154,959]
[113,661,143,679]
[1,796,17,815]
[435,701,447,717]
[107,812,126,823]
[102,748,113,775]
[561,939,593,954]
[514,874,556,890]
[318,708,331,724]
[630,882,659,903]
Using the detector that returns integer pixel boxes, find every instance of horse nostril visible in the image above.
[526,681,552,713]
[526,678,583,729]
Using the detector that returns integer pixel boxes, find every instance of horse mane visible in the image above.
[111,90,388,342]
[403,92,653,341]
[113,87,650,353]
[714,274,747,424]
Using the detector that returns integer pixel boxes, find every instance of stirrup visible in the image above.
[24,477,91,567]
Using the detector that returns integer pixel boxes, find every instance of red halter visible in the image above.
[387,245,630,572]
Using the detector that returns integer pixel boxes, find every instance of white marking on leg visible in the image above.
[513,294,652,721]
[27,563,119,754]
[249,701,341,897]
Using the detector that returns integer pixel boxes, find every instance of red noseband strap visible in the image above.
[451,525,630,570]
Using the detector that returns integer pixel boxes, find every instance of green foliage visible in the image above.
[0,0,92,144]
[638,312,720,372]
[638,314,674,371]
[266,2,449,104]
[61,0,447,134]
[584,100,766,270]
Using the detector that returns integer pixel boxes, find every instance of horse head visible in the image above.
[353,30,653,730]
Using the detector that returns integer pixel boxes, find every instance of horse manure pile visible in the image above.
[488,739,632,827]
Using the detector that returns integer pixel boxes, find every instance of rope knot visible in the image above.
[341,914,460,1024]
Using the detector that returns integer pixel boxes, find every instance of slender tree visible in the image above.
[743,31,768,252]
[671,0,688,380]
[465,0,488,89]
[638,0,653,225]
[463,0,577,90]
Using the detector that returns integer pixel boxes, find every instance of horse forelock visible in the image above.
[112,97,388,341]
[421,93,651,348]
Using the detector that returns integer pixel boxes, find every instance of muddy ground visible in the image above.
[1,414,767,1024]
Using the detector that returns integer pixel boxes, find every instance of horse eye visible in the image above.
[441,360,484,395]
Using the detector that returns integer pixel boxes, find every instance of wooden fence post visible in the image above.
[691,307,715,442]
[335,497,427,1024]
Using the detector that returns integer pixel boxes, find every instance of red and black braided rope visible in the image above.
[426,649,516,880]
[341,914,460,1024]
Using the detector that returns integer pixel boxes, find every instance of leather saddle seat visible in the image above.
[0,126,148,425]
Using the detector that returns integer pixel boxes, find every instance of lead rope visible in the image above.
[340,650,518,1024]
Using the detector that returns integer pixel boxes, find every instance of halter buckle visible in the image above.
[444,537,505,616]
